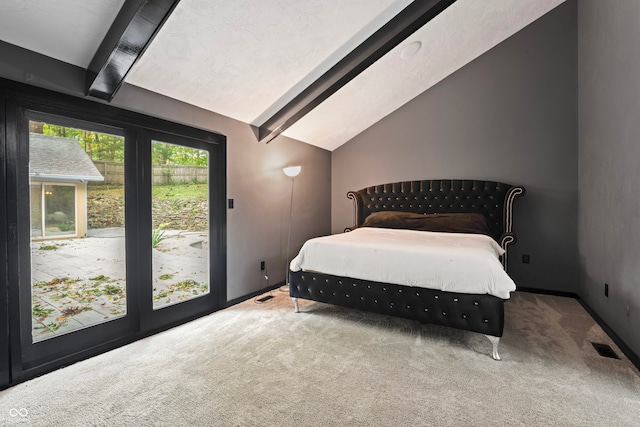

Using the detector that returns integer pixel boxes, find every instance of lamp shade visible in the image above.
[283,165,301,178]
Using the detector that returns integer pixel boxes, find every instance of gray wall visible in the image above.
[578,1,640,357]
[332,1,578,293]
[0,42,331,301]
[113,85,331,301]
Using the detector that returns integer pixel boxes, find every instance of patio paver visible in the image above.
[30,228,210,342]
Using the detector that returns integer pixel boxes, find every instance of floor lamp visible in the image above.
[283,165,301,290]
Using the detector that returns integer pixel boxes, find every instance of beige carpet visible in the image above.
[1,291,639,426]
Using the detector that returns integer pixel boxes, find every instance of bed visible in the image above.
[288,179,525,360]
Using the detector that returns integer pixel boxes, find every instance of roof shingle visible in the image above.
[29,133,104,182]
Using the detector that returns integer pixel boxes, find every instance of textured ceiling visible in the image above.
[127,0,565,150]
[0,0,566,151]
[0,0,125,68]
[283,0,567,150]
[126,0,413,126]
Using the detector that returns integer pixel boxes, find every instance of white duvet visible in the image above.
[290,227,516,299]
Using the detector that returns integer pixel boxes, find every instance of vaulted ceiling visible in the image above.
[0,0,565,151]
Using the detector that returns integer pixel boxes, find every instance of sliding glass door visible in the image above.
[8,113,137,373]
[151,140,210,309]
[2,92,225,385]
[141,131,224,331]
[28,121,128,343]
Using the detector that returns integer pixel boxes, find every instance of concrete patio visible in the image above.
[31,228,209,342]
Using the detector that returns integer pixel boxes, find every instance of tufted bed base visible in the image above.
[289,179,524,360]
[289,270,504,359]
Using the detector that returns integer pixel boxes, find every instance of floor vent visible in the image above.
[592,342,620,359]
[256,295,274,303]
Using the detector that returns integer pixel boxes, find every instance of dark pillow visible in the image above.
[361,211,492,236]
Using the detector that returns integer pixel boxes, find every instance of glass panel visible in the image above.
[44,184,76,236]
[151,141,209,310]
[29,122,126,342]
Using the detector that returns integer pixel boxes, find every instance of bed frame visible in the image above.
[289,179,525,359]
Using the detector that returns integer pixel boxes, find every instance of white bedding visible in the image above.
[290,227,516,299]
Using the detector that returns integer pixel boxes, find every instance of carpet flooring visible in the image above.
[1,290,639,426]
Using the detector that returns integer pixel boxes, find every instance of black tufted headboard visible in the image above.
[346,180,525,268]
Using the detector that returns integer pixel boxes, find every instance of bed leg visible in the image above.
[484,335,501,360]
[292,297,299,313]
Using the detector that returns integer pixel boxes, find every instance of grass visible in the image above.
[88,183,208,231]
[152,182,207,201]
[88,185,125,197]
[89,183,207,202]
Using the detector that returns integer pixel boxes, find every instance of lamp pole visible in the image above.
[282,166,301,290]
[285,176,295,288]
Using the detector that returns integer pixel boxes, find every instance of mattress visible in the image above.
[289,227,516,299]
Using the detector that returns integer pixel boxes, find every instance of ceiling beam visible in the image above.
[258,0,457,143]
[86,0,181,101]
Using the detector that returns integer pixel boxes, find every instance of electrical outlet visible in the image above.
[260,261,265,271]
[228,198,234,209]
[626,304,630,316]
[522,254,530,264]
[604,283,609,297]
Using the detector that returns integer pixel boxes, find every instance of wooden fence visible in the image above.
[92,161,208,185]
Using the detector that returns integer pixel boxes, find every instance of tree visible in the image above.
[36,123,206,166]
[39,124,125,162]
[152,142,207,166]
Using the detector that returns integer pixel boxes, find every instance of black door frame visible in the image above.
[0,93,10,390]
[0,77,226,388]
[138,129,227,332]
[8,107,140,375]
